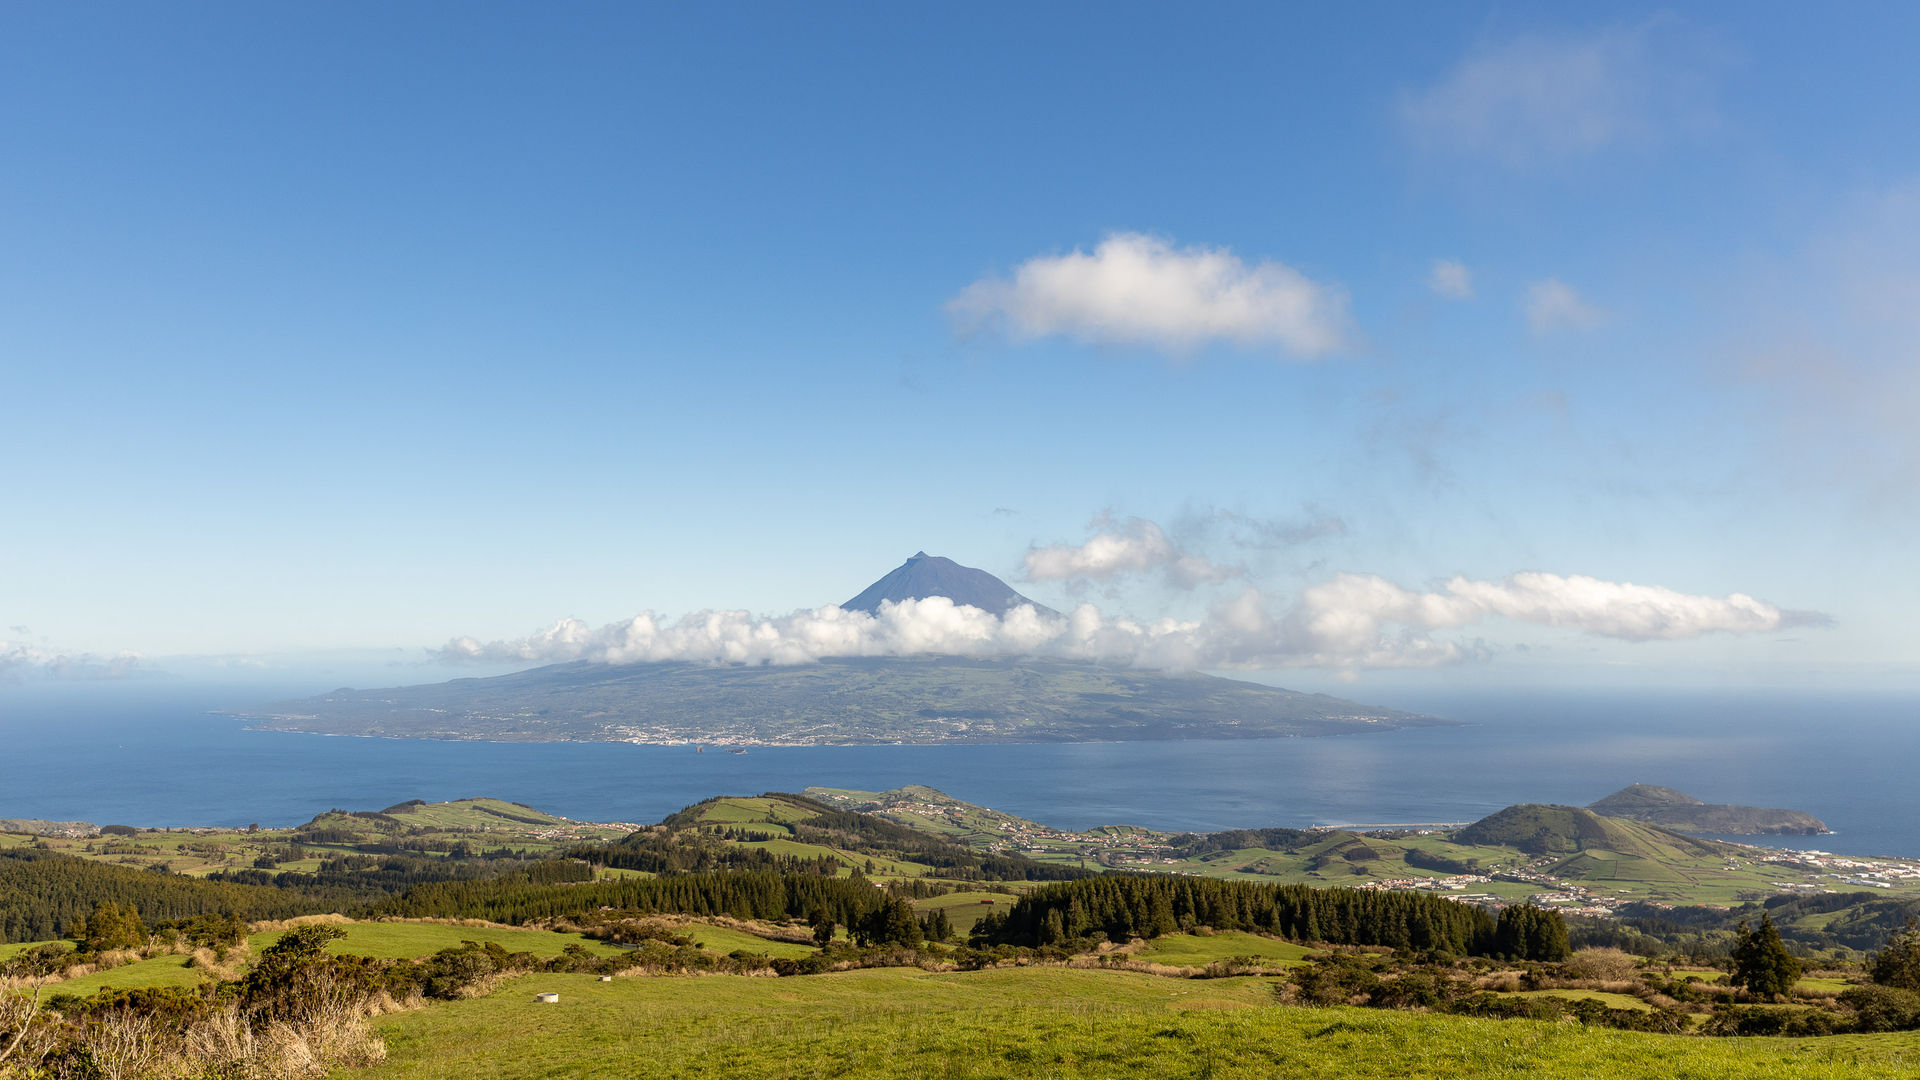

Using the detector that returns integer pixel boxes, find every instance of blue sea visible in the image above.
[5,682,1918,858]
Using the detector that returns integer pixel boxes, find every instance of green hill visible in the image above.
[628,792,1094,883]
[1453,804,1732,860]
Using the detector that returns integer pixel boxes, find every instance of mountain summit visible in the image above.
[841,552,1060,618]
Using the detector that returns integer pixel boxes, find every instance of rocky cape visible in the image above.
[1587,784,1830,836]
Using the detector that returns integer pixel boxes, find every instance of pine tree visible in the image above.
[808,909,835,947]
[1870,918,1920,991]
[1731,913,1802,998]
[921,908,953,943]
[1493,905,1568,962]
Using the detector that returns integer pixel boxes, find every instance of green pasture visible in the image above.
[912,890,1018,935]
[1129,931,1319,968]
[733,837,847,863]
[678,924,818,960]
[376,799,572,830]
[43,953,213,999]
[690,798,814,827]
[347,966,1920,1080]
[0,939,65,961]
[250,921,628,962]
[1667,969,1726,983]
[592,866,653,880]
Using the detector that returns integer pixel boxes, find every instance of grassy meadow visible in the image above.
[249,921,630,962]
[1127,930,1319,968]
[38,952,214,998]
[0,939,65,961]
[343,966,1920,1080]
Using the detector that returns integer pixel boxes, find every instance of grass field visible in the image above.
[346,966,1920,1080]
[1128,931,1318,968]
[0,939,65,961]
[43,953,212,998]
[912,890,1019,935]
[250,921,629,961]
[677,924,818,960]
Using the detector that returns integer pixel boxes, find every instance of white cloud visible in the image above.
[1429,259,1474,300]
[440,570,1812,674]
[1400,23,1720,167]
[442,599,1080,668]
[1024,517,1235,590]
[1526,278,1605,333]
[0,638,143,681]
[1303,571,1813,646]
[948,232,1351,357]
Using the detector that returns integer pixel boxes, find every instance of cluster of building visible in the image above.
[1355,873,1629,917]
[1745,847,1920,891]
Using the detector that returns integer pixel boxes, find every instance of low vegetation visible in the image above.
[343,967,1920,1080]
[8,790,1920,1077]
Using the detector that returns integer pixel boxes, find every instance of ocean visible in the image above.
[6,682,1918,858]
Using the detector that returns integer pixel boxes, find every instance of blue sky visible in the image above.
[4,3,1918,694]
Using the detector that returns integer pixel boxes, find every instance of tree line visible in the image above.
[977,875,1566,960]
[371,868,890,927]
[0,850,320,943]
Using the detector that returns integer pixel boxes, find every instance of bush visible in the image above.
[1290,955,1383,1006]
[1563,947,1641,982]
[1704,1005,1838,1037]
[1839,984,1920,1032]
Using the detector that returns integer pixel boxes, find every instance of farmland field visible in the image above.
[346,967,1920,1080]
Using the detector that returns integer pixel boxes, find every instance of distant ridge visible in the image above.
[842,552,1059,618]
[1588,784,1829,837]
[238,551,1448,746]
[242,654,1447,745]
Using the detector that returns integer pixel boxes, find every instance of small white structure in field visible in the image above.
[534,993,560,1004]
[598,975,613,982]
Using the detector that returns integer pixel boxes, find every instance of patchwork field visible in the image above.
[0,797,637,879]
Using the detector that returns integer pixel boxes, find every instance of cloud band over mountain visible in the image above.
[0,638,142,681]
[439,570,1817,673]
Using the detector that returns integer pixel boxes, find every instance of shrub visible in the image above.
[1563,947,1640,982]
[1839,984,1920,1033]
[1870,918,1920,992]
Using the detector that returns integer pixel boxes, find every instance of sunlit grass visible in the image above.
[346,966,1920,1080]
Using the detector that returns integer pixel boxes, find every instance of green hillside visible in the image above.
[1454,804,1732,860]
[1588,785,1830,836]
